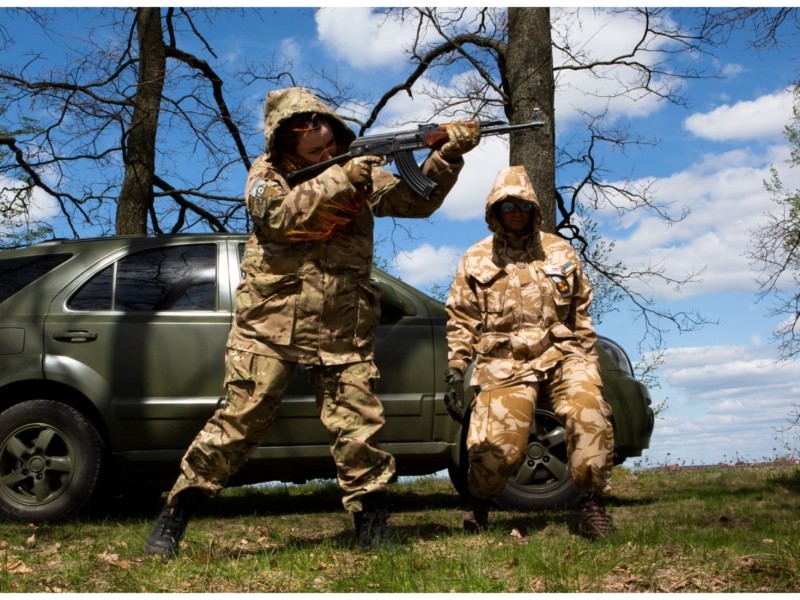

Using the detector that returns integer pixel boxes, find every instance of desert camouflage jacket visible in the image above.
[227,87,463,365]
[445,166,599,390]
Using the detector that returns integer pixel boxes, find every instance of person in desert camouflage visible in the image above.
[145,86,480,556]
[443,165,615,540]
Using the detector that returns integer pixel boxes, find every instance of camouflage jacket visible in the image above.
[227,87,463,365]
[445,166,598,390]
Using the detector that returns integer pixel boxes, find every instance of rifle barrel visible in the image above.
[482,121,546,137]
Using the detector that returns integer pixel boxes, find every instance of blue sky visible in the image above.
[3,7,800,467]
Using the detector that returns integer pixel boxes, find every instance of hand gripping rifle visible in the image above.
[284,111,545,200]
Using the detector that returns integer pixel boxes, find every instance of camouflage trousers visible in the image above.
[467,356,614,499]
[167,350,396,513]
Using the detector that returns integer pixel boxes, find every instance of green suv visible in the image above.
[0,234,654,522]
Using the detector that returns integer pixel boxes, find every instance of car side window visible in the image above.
[68,244,217,311]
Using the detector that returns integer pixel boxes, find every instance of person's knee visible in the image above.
[554,385,610,426]
[468,441,518,497]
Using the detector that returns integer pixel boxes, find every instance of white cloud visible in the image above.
[684,87,794,142]
[641,343,800,466]
[659,344,798,400]
[392,243,463,286]
[315,8,413,71]
[279,37,302,64]
[720,62,746,79]
[596,139,800,301]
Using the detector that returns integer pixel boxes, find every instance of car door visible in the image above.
[43,239,233,452]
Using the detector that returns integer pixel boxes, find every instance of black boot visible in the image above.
[144,489,204,556]
[463,495,491,532]
[353,492,391,549]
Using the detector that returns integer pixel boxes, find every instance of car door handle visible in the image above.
[52,330,98,343]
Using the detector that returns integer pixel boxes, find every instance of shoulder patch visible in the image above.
[562,261,576,276]
[247,177,268,200]
[543,264,563,276]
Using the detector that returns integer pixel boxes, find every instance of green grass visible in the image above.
[1,460,798,592]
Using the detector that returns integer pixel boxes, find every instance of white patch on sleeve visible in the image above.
[248,178,267,199]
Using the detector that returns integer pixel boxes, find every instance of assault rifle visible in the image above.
[285,111,545,200]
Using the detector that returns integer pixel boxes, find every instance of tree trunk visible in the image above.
[116,8,166,235]
[506,7,557,233]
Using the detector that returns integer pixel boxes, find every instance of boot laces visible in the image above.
[579,493,614,538]
[158,506,187,538]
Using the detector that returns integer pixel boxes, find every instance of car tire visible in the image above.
[448,407,579,511]
[0,399,106,522]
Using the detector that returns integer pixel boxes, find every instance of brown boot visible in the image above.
[463,496,491,532]
[578,492,615,540]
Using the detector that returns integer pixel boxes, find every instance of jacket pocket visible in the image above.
[235,273,300,344]
[473,270,508,320]
[472,333,513,382]
[248,272,301,300]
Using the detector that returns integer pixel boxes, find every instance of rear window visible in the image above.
[0,253,72,303]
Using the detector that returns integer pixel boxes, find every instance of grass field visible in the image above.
[1,459,798,593]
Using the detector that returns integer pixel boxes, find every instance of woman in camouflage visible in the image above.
[145,87,480,555]
[444,165,615,540]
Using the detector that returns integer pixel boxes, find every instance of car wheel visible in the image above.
[495,408,578,510]
[0,399,105,522]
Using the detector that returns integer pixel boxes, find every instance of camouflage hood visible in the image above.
[263,87,356,158]
[485,166,544,256]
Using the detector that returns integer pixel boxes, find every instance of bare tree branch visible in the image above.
[0,7,257,236]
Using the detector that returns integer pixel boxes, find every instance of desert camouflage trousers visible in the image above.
[466,355,614,500]
[167,350,396,513]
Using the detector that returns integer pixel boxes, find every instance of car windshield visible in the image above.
[0,253,72,304]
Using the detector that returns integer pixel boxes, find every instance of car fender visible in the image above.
[42,353,117,436]
[601,372,654,458]
[0,353,46,403]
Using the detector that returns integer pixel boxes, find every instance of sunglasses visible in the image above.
[499,201,535,214]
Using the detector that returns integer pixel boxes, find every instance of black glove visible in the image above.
[444,368,467,423]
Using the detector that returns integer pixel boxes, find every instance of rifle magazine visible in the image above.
[395,150,437,200]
